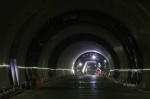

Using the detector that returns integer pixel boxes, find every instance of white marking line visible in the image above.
[18,66,71,71]
[0,65,8,67]
[1,65,149,71]
[110,69,150,72]
[0,65,72,71]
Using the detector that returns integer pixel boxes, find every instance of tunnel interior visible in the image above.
[25,10,143,71]
[3,10,142,84]
[0,0,150,98]
[6,10,143,85]
[74,52,109,75]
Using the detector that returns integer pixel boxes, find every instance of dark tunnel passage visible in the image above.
[0,0,150,98]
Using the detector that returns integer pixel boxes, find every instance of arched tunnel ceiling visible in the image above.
[38,24,129,70]
[56,41,115,70]
[0,0,150,70]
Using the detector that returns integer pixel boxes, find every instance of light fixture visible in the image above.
[92,55,96,59]
[79,63,82,66]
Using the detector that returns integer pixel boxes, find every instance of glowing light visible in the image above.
[92,75,97,77]
[92,55,96,59]
[72,64,75,74]
[79,63,82,66]
[72,69,75,74]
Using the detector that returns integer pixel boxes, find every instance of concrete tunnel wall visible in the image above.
[0,0,150,89]
[38,24,128,76]
[56,41,115,76]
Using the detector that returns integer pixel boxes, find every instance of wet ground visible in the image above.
[11,76,150,99]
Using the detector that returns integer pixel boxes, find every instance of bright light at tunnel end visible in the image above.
[92,55,96,59]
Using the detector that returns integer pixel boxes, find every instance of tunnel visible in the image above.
[0,0,150,98]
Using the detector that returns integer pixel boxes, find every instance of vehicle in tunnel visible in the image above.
[0,0,150,98]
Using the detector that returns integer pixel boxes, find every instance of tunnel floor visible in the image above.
[11,76,150,99]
